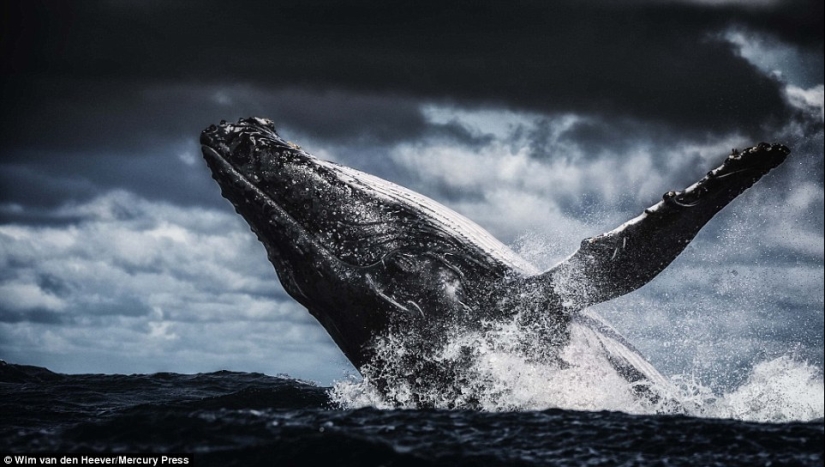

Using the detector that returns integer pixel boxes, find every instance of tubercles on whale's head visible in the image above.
[200,117,281,169]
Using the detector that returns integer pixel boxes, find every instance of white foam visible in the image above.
[324,185,823,422]
[331,319,656,414]
[706,356,825,422]
[330,320,824,423]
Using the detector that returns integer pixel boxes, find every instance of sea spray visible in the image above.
[331,325,823,423]
[330,315,657,414]
[711,356,824,422]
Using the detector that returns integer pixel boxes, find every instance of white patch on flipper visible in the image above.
[577,309,673,392]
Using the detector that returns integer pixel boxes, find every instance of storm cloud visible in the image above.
[0,0,821,385]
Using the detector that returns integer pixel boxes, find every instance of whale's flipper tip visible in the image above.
[722,142,790,174]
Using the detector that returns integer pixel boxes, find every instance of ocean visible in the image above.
[1,361,822,466]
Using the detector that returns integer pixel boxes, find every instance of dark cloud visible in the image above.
[0,150,221,218]
[0,307,66,324]
[0,164,98,211]
[0,79,435,210]
[723,0,824,51]
[1,0,821,212]
[0,79,431,154]
[549,118,688,162]
[3,0,820,142]
[0,0,821,386]
[35,273,70,298]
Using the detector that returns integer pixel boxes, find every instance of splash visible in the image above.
[708,357,824,422]
[330,317,660,414]
[330,319,824,423]
[331,226,823,423]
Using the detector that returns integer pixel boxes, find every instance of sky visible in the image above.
[0,0,822,387]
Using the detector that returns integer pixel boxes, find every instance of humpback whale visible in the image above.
[201,117,789,405]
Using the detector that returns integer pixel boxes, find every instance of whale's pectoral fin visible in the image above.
[537,143,790,310]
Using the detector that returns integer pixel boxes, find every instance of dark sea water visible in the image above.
[1,361,822,467]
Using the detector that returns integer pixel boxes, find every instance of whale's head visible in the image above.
[200,118,519,366]
[201,118,388,364]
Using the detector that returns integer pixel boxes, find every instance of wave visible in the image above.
[3,361,822,465]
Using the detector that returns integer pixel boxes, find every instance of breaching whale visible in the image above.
[201,117,789,405]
